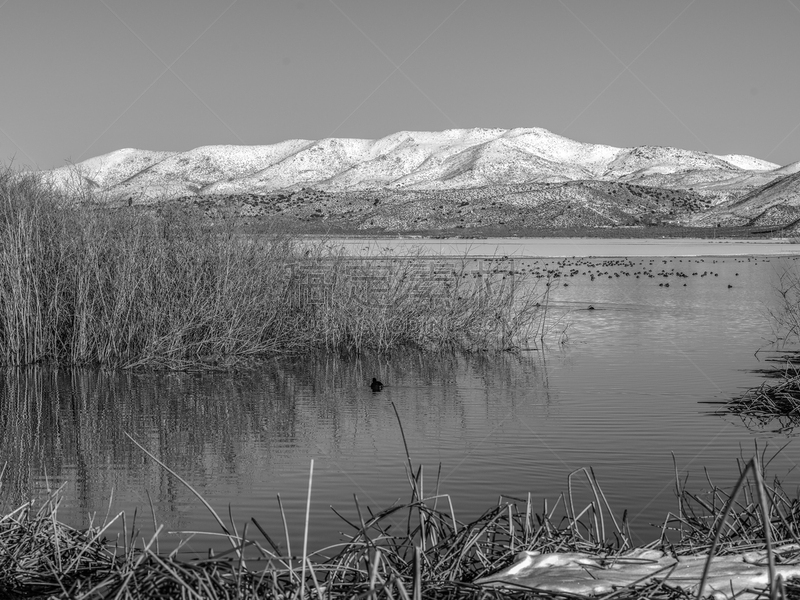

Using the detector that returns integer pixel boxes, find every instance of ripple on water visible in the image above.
[1,254,799,555]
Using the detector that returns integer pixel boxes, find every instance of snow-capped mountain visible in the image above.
[36,128,800,232]
[41,127,786,201]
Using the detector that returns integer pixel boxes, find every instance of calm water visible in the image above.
[3,249,800,556]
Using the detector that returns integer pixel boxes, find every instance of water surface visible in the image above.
[323,236,798,258]
[3,248,800,556]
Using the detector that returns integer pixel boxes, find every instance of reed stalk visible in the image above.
[2,449,800,599]
[0,167,549,369]
[713,362,800,432]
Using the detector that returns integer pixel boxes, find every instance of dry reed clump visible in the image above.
[299,252,549,355]
[0,168,550,369]
[659,452,800,557]
[0,169,308,369]
[769,268,800,346]
[719,261,800,431]
[713,363,800,432]
[0,491,117,598]
[4,443,800,600]
[3,465,633,599]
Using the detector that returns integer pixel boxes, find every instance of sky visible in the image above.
[2,0,800,171]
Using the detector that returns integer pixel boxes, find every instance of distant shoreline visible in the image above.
[313,236,800,258]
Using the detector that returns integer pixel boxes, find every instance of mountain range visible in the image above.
[40,128,800,232]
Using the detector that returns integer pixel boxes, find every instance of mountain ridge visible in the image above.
[37,127,800,232]
[43,127,784,196]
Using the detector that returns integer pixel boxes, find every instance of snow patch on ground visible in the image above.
[474,547,800,600]
[718,154,780,171]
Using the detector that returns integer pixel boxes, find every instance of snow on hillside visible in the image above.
[773,161,800,176]
[501,128,622,174]
[41,128,786,200]
[603,146,739,179]
[44,148,175,191]
[717,154,779,171]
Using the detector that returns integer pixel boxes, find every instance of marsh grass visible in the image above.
[714,259,800,430]
[0,168,549,368]
[770,267,800,345]
[713,363,800,432]
[3,437,800,599]
[298,251,549,354]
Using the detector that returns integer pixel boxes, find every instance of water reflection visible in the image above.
[0,352,553,554]
[3,254,800,556]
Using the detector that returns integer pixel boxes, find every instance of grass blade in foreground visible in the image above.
[4,450,800,599]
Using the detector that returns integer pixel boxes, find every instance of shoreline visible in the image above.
[5,454,794,600]
[312,236,800,258]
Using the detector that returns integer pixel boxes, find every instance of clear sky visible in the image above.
[2,0,799,170]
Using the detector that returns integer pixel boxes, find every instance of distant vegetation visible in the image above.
[0,168,548,369]
[181,181,718,233]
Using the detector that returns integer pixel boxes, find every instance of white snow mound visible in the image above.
[474,547,800,600]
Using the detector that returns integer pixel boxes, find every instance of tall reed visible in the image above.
[300,251,545,354]
[769,267,800,345]
[0,170,308,368]
[0,168,549,368]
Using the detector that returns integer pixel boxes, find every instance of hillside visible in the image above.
[183,181,712,232]
[36,128,799,233]
[692,169,800,229]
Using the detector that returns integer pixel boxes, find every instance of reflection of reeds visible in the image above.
[0,368,63,507]
[0,366,309,524]
[0,353,557,540]
[0,169,548,368]
[3,446,799,599]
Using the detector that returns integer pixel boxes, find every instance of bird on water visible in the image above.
[370,378,384,392]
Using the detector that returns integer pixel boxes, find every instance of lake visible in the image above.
[2,238,800,558]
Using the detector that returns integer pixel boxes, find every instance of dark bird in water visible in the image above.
[370,378,384,392]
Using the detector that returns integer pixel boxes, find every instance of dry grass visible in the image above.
[714,261,800,431]
[771,268,800,344]
[296,251,549,355]
[714,366,800,432]
[0,168,550,369]
[1,462,628,599]
[3,436,800,599]
[710,358,800,433]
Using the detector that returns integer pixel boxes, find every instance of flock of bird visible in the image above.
[457,255,770,290]
[367,256,778,390]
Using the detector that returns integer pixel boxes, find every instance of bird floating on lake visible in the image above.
[370,378,384,392]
